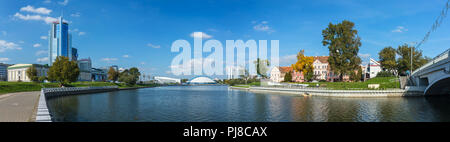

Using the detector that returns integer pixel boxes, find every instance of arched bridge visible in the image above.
[409,49,450,95]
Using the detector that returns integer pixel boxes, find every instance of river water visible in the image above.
[46,86,450,122]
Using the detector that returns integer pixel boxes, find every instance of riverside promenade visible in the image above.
[0,91,40,122]
[230,86,425,97]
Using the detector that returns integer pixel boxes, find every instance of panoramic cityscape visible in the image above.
[0,0,450,127]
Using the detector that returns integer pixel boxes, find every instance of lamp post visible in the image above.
[409,42,417,74]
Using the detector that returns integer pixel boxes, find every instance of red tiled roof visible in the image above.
[279,66,293,73]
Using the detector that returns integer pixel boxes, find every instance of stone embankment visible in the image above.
[230,86,424,97]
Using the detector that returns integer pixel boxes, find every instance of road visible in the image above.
[0,91,40,122]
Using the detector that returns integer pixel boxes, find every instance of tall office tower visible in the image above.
[49,16,73,65]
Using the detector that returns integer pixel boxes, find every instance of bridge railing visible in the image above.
[412,48,450,75]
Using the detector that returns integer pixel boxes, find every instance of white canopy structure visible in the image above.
[188,77,216,84]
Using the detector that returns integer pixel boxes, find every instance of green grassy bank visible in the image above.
[0,81,159,95]
[297,77,400,90]
[231,77,400,90]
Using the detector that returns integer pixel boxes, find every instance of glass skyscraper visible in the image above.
[48,16,73,65]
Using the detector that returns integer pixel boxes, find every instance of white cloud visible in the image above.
[71,12,81,17]
[358,53,371,58]
[1,31,7,36]
[0,58,10,62]
[14,13,58,24]
[33,43,42,48]
[37,57,49,63]
[140,62,146,65]
[20,5,52,15]
[147,43,161,48]
[58,0,69,6]
[78,32,86,36]
[190,32,212,39]
[101,58,118,62]
[0,40,22,52]
[279,54,297,65]
[253,21,275,33]
[43,0,51,4]
[392,26,408,33]
[36,50,47,56]
[40,36,48,40]
[122,55,130,58]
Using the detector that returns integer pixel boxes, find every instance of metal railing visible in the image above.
[412,48,450,75]
[42,86,118,93]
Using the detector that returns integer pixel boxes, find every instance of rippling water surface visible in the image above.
[46,86,450,122]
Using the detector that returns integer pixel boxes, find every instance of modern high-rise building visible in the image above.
[48,16,73,65]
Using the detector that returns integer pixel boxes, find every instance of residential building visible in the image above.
[270,66,293,82]
[366,58,382,79]
[7,64,48,82]
[313,56,330,81]
[291,70,304,82]
[0,63,10,81]
[49,16,73,65]
[77,58,92,81]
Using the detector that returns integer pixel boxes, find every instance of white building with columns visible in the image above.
[7,64,48,82]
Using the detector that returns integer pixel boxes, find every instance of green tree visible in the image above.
[47,56,80,86]
[322,20,362,81]
[379,46,397,74]
[350,67,362,82]
[26,65,39,82]
[396,44,429,75]
[284,71,292,82]
[291,50,315,81]
[38,76,47,83]
[107,67,119,83]
[254,58,270,78]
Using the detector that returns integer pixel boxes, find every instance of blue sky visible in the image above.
[1,0,449,79]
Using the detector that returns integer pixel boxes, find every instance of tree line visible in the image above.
[26,56,141,87]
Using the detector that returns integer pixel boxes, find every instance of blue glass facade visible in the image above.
[49,16,72,65]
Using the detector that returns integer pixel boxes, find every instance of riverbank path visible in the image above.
[0,91,40,122]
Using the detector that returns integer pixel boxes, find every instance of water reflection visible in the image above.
[46,86,450,122]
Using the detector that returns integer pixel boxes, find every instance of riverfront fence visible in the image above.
[35,86,119,122]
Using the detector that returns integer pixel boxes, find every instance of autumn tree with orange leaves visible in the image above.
[292,50,315,82]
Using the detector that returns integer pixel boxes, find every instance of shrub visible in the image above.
[376,71,394,77]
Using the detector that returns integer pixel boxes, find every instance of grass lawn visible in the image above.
[0,81,159,95]
[231,81,261,88]
[296,77,400,90]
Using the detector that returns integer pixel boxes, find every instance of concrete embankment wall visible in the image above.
[231,86,424,97]
[35,86,119,122]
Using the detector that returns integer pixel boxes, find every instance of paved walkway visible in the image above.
[0,91,40,122]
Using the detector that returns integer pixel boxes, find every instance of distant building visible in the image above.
[270,67,291,82]
[7,64,48,82]
[91,68,107,81]
[49,16,74,65]
[366,58,382,79]
[313,56,330,81]
[77,58,92,81]
[0,63,10,81]
[227,66,246,79]
[154,76,181,84]
[71,48,78,61]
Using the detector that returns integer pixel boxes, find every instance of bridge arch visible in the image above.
[424,74,450,95]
